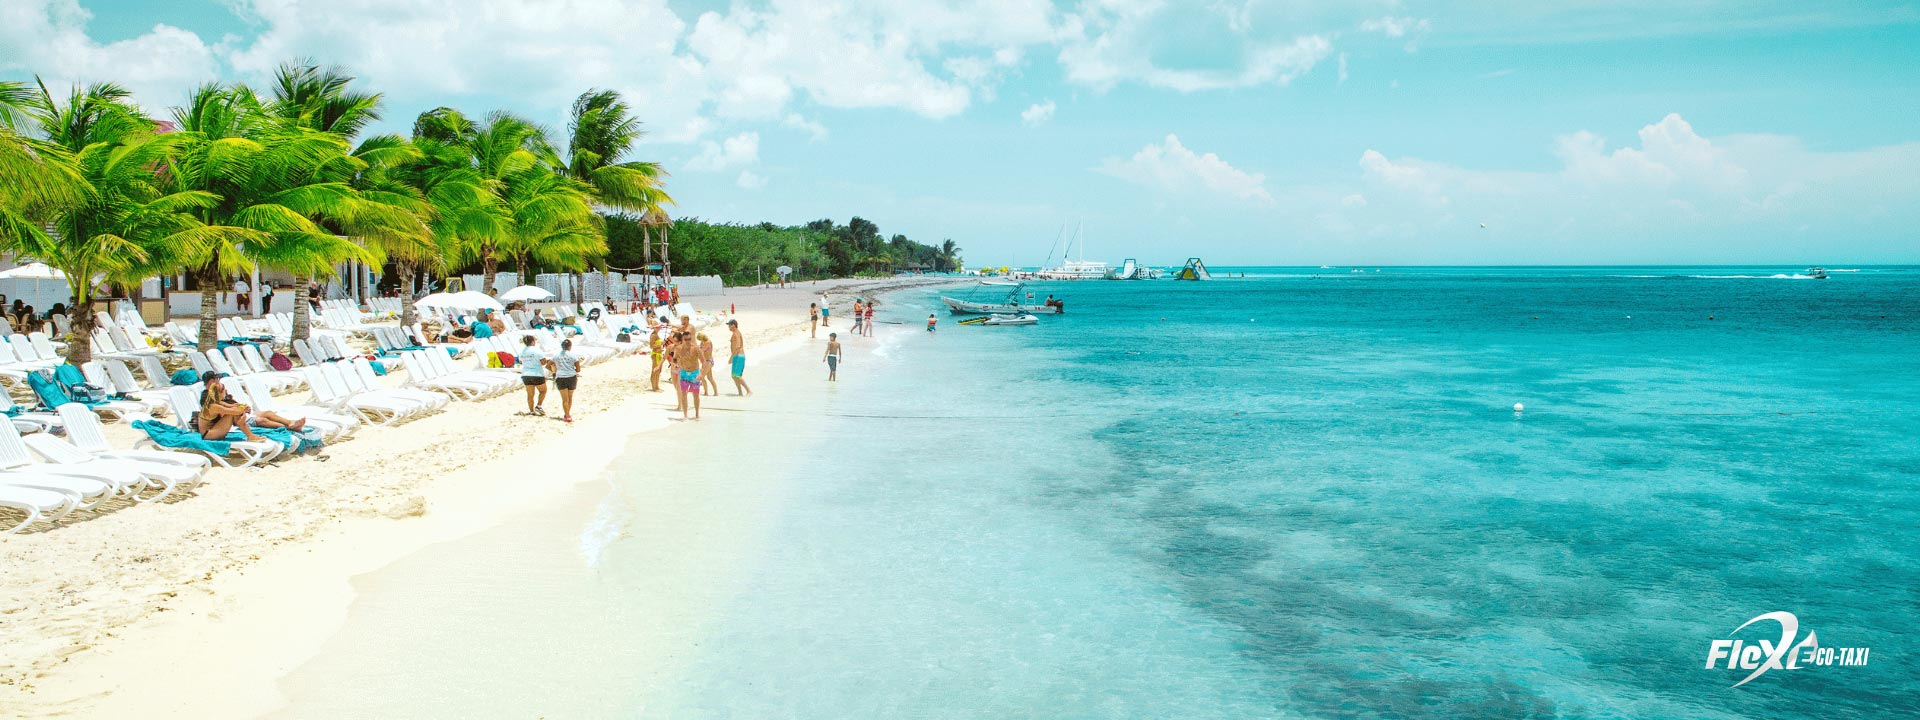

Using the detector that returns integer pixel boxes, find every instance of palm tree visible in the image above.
[560,89,671,213]
[16,81,175,363]
[556,89,669,305]
[496,165,603,295]
[263,62,419,342]
[446,111,546,295]
[940,239,961,271]
[167,83,383,350]
[0,80,85,252]
[388,123,505,327]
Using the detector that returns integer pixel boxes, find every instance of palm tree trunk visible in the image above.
[291,272,313,343]
[517,255,530,286]
[481,251,498,295]
[65,294,94,366]
[196,264,220,350]
[398,259,417,328]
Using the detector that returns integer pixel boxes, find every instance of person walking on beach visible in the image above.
[518,335,548,416]
[820,301,831,327]
[824,333,842,381]
[698,332,719,396]
[809,302,819,338]
[926,314,938,333]
[551,338,580,423]
[673,331,703,420]
[727,319,753,396]
[851,299,865,336]
[863,302,875,337]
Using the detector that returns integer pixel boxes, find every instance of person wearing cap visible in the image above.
[196,371,305,441]
[727,319,752,397]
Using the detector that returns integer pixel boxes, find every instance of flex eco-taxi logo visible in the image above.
[1705,611,1871,688]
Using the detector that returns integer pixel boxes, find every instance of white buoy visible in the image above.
[1513,403,1525,413]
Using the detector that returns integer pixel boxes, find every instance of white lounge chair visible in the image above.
[55,404,211,475]
[0,419,156,502]
[136,387,283,468]
[238,375,357,439]
[0,484,81,534]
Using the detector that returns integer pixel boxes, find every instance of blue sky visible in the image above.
[4,0,1918,265]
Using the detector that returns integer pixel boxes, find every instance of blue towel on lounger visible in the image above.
[132,419,324,456]
[133,419,235,456]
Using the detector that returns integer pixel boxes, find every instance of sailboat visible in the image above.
[1035,224,1108,280]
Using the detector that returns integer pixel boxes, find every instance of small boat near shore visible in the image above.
[1807,267,1829,279]
[942,297,1064,315]
[960,313,1038,326]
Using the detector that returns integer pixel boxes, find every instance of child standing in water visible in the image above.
[823,333,842,381]
[926,314,938,333]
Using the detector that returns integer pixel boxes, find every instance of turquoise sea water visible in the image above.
[652,267,1918,718]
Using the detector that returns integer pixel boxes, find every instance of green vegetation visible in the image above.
[1,59,961,365]
[603,214,962,285]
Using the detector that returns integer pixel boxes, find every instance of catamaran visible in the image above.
[1034,224,1109,280]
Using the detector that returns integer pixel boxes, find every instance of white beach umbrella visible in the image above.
[414,292,460,308]
[0,262,90,308]
[0,262,66,280]
[446,290,505,312]
[499,285,555,302]
[775,265,793,277]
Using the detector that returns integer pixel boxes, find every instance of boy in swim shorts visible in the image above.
[674,331,702,420]
[823,333,841,381]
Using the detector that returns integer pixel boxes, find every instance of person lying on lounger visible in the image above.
[196,371,306,441]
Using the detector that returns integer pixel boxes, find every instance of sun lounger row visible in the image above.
[1,404,209,533]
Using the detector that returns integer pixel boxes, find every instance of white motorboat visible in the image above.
[1806,267,1829,279]
[984,313,1037,326]
[962,313,1038,326]
[980,278,1020,286]
[942,297,1064,315]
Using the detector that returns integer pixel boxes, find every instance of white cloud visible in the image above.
[1359,16,1431,38]
[1097,134,1273,204]
[1337,52,1349,84]
[736,170,768,189]
[685,132,760,172]
[1020,99,1056,126]
[684,0,1053,121]
[781,113,829,141]
[1056,2,1334,92]
[0,0,219,114]
[1343,113,1920,256]
[1360,15,1431,51]
[219,0,712,140]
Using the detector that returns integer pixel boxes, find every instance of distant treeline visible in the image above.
[602,214,963,284]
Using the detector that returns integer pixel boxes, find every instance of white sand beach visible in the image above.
[0,276,959,719]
